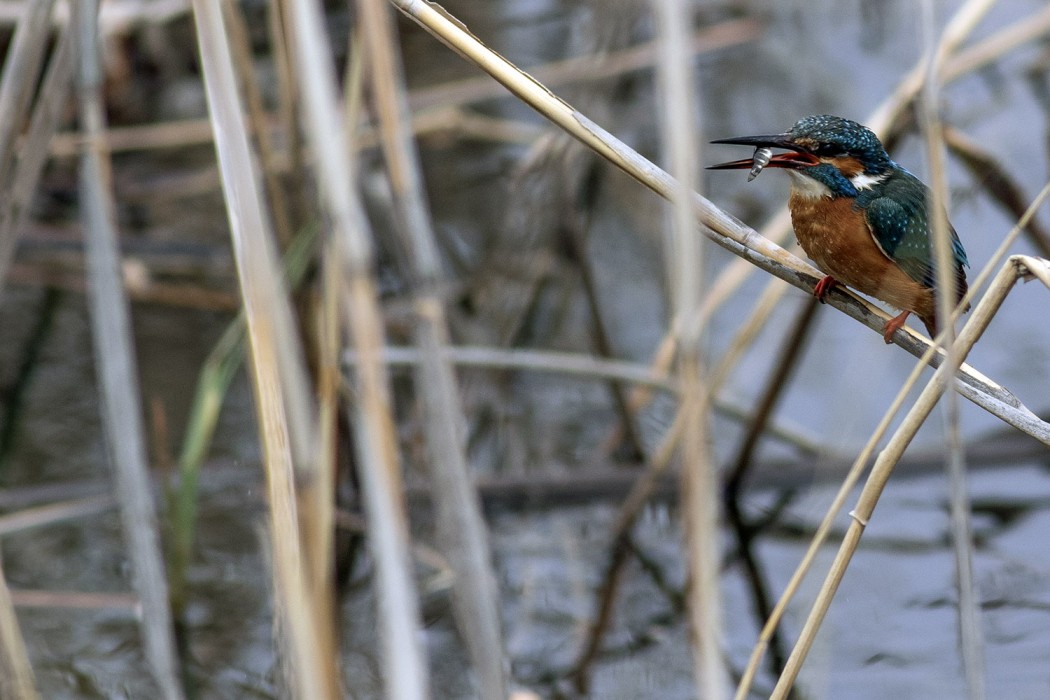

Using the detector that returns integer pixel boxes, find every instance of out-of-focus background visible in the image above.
[0,1,1049,698]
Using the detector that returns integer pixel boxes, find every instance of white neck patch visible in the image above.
[787,170,832,199]
[850,172,888,190]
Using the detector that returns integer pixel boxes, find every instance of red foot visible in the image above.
[882,310,911,344]
[813,275,838,303]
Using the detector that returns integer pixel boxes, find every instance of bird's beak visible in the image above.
[707,133,820,171]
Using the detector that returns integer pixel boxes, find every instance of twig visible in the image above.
[76,0,184,696]
[723,297,819,681]
[562,184,647,461]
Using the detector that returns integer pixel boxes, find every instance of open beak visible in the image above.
[707,133,820,172]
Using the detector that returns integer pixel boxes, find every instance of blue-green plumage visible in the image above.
[854,167,968,291]
[709,114,971,342]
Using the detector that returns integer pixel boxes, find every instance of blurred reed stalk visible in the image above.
[76,0,184,697]
[919,3,985,699]
[770,255,1050,699]
[282,0,432,696]
[651,0,727,697]
[222,0,295,248]
[386,0,1049,446]
[355,0,508,696]
[190,1,337,697]
[0,0,64,293]
[0,554,38,700]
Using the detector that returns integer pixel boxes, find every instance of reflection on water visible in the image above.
[1,1,1048,698]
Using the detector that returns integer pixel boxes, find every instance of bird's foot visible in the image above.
[813,275,838,303]
[882,311,911,344]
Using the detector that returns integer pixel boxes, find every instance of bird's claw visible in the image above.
[813,275,838,303]
[882,311,911,344]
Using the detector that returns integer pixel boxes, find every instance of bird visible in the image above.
[708,114,969,343]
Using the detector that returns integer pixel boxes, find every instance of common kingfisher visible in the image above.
[709,114,969,343]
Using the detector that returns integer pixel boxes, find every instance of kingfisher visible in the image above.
[708,114,969,343]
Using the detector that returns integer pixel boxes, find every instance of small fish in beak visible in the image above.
[748,147,773,181]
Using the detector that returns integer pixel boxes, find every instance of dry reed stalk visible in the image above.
[0,558,38,700]
[0,0,71,293]
[944,127,1050,257]
[358,346,819,452]
[0,495,114,536]
[281,0,431,697]
[385,0,1050,446]
[771,255,1050,698]
[75,1,185,697]
[222,0,295,247]
[228,0,337,661]
[356,0,508,696]
[0,0,56,180]
[189,2,336,698]
[311,239,341,609]
[9,589,139,612]
[652,1,726,697]
[918,4,984,697]
[43,17,754,161]
[944,4,1050,82]
[408,17,761,111]
[733,180,1050,698]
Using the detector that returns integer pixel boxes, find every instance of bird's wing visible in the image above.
[856,171,968,291]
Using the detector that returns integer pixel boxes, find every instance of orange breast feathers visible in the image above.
[788,195,935,321]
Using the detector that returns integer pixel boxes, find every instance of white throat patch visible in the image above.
[787,170,832,199]
[850,172,888,190]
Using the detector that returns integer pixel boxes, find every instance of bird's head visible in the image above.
[709,115,894,196]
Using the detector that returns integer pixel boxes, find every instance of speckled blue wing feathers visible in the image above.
[855,168,968,296]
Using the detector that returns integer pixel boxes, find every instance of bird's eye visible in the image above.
[812,144,845,157]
